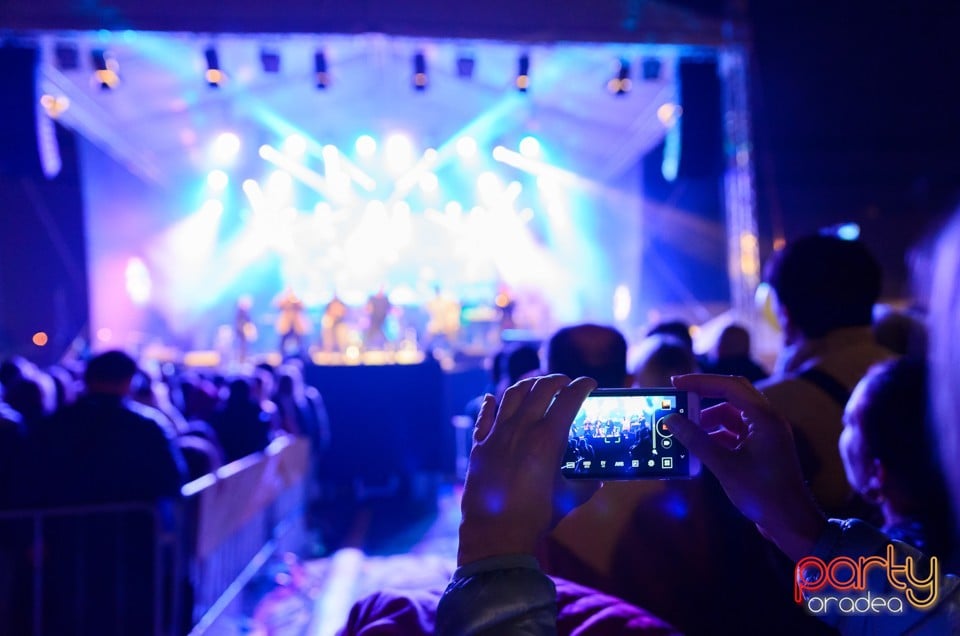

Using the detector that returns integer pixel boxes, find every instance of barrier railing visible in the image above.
[184,435,309,634]
[0,435,310,636]
[0,501,182,636]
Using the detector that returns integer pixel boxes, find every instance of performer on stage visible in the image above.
[275,288,310,358]
[234,295,258,363]
[363,286,392,350]
[424,285,461,353]
[495,284,517,331]
[321,292,349,353]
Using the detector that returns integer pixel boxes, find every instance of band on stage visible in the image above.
[229,284,522,362]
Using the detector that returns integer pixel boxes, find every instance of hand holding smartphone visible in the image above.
[560,388,700,480]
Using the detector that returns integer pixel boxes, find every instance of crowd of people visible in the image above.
[428,225,959,635]
[0,354,329,509]
[2,222,956,634]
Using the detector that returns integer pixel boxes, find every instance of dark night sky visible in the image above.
[747,0,960,293]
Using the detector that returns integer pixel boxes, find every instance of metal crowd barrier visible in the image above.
[0,435,310,636]
[0,501,182,636]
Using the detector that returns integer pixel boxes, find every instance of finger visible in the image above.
[496,377,538,423]
[543,377,597,434]
[672,374,772,422]
[514,374,572,423]
[708,428,745,451]
[700,402,749,437]
[663,413,732,475]
[473,394,497,444]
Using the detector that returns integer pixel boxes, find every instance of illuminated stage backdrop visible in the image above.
[46,33,735,352]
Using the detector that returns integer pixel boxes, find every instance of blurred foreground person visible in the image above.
[437,212,960,634]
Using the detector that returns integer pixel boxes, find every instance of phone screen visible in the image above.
[561,388,699,480]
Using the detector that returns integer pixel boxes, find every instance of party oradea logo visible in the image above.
[794,545,939,615]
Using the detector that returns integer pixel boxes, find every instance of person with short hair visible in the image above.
[546,323,631,389]
[758,234,895,516]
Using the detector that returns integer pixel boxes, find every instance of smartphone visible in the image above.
[561,388,700,480]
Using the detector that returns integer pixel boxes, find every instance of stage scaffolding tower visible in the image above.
[720,44,761,325]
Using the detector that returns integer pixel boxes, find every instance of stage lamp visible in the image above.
[314,50,329,89]
[54,42,79,71]
[355,135,376,157]
[456,54,475,79]
[456,136,477,159]
[516,53,530,92]
[90,49,120,90]
[212,132,241,164]
[260,48,281,74]
[642,57,662,81]
[283,134,307,158]
[519,136,540,158]
[412,51,428,91]
[207,169,229,191]
[204,47,224,88]
[608,59,632,95]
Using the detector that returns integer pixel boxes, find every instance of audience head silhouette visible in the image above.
[646,320,693,352]
[841,356,953,556]
[765,234,881,340]
[632,335,698,387]
[83,350,139,396]
[547,323,629,388]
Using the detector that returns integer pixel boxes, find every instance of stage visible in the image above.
[0,5,759,366]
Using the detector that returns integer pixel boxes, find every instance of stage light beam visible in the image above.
[419,172,439,193]
[356,135,377,157]
[456,136,477,159]
[283,134,308,158]
[207,169,229,191]
[385,134,415,173]
[212,132,241,164]
[519,136,541,158]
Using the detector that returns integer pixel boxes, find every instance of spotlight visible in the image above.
[642,57,662,81]
[419,172,439,193]
[90,49,119,90]
[282,134,307,158]
[204,47,224,88]
[355,135,377,157]
[456,54,475,79]
[54,42,79,71]
[412,51,427,91]
[314,50,329,89]
[207,169,229,191]
[456,136,477,159]
[519,136,541,157]
[212,132,241,164]
[516,53,530,92]
[260,48,281,74]
[608,59,632,95]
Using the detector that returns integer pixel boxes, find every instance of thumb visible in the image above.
[473,394,496,444]
[663,413,728,474]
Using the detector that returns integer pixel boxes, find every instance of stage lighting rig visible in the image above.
[260,48,281,74]
[54,42,79,71]
[204,47,224,88]
[314,50,329,89]
[90,49,119,90]
[516,53,530,92]
[456,53,475,79]
[642,57,662,81]
[608,58,632,95]
[412,51,428,91]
